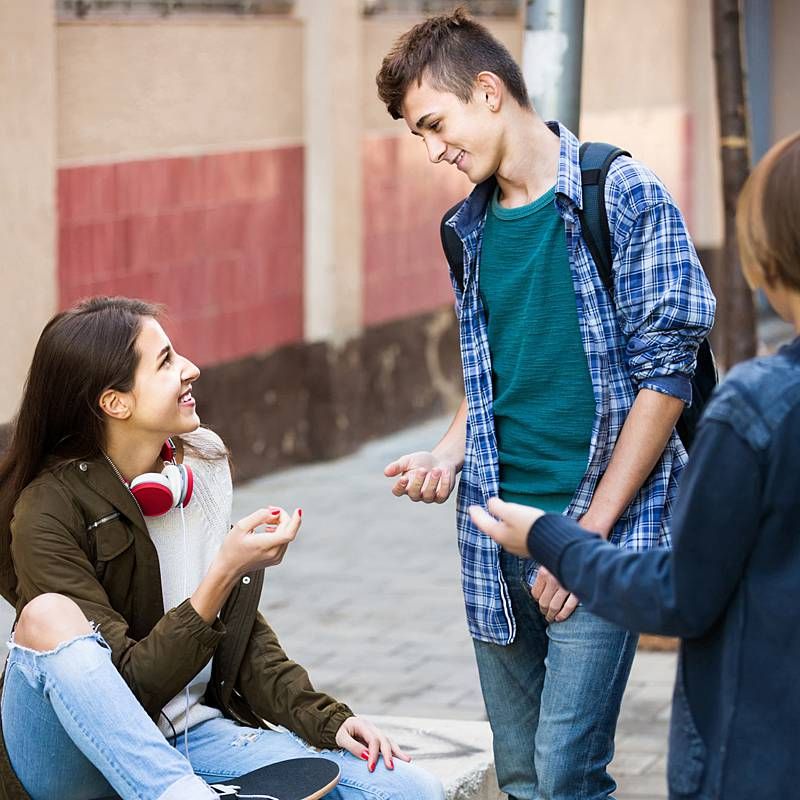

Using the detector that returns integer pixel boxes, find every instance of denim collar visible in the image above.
[449,120,583,239]
[779,334,800,362]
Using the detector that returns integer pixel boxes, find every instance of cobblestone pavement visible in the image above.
[0,416,675,798]
[230,416,675,799]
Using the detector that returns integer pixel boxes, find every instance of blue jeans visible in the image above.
[2,632,443,800]
[473,552,638,800]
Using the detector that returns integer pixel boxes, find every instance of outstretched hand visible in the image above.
[335,716,411,772]
[469,497,580,623]
[384,451,457,504]
[218,506,302,577]
[468,496,543,557]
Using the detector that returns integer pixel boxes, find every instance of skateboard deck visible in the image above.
[210,756,341,799]
[97,756,340,800]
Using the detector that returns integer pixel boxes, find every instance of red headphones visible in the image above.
[129,439,194,517]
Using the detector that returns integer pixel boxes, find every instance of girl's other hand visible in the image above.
[217,506,302,577]
[468,497,544,558]
[335,716,411,772]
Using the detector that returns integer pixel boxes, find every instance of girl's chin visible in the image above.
[175,413,201,433]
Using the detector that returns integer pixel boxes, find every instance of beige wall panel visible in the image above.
[58,20,303,163]
[687,0,722,248]
[362,17,523,134]
[582,0,689,111]
[772,0,800,141]
[0,1,57,424]
[582,105,690,210]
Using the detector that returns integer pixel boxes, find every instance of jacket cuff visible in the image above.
[318,705,355,750]
[526,514,589,576]
[639,374,692,405]
[170,598,226,650]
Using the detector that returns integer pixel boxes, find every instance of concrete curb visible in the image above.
[368,716,500,800]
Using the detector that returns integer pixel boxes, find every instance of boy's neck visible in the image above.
[494,110,560,209]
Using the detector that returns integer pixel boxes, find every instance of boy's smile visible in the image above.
[401,78,501,184]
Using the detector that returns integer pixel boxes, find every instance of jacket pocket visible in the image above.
[92,520,134,581]
[667,661,707,796]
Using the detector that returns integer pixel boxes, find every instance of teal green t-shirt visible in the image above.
[479,185,596,512]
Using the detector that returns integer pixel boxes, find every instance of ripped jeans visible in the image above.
[2,632,444,800]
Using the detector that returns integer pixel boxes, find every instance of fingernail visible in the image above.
[297,508,303,518]
[388,759,394,770]
[369,763,375,773]
[268,506,280,514]
[360,751,369,760]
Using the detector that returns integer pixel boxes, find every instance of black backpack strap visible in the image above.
[440,200,466,292]
[577,142,630,294]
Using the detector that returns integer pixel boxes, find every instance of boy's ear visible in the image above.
[99,388,132,421]
[741,256,779,292]
[475,71,503,111]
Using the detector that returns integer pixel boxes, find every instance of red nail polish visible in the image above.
[297,508,303,518]
[360,751,369,760]
[268,506,280,514]
[369,763,375,773]
[388,760,394,770]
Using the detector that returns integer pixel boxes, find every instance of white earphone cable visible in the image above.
[179,499,191,760]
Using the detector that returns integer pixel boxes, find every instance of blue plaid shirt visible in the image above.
[448,123,716,645]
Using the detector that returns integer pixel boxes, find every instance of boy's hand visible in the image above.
[384,451,457,503]
[470,498,580,622]
[468,496,543,557]
[531,566,580,623]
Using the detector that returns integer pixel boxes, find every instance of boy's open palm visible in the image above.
[384,451,457,503]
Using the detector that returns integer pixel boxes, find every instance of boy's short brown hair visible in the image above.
[737,131,800,291]
[376,7,530,120]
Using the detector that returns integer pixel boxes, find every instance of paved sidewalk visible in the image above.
[229,416,675,799]
[0,416,675,798]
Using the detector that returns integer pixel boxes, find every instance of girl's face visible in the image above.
[125,317,201,439]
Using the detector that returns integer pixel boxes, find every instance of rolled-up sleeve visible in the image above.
[613,200,716,405]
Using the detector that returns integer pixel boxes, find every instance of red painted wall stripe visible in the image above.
[362,136,470,327]
[58,146,304,367]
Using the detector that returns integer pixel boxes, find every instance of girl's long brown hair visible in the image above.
[0,296,226,606]
[0,297,158,604]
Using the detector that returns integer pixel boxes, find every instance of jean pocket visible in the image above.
[667,665,707,796]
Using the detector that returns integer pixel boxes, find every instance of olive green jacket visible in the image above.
[0,457,353,799]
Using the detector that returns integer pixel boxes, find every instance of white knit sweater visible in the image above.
[145,428,232,739]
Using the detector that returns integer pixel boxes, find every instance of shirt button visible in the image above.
[242,576,251,585]
[79,463,88,472]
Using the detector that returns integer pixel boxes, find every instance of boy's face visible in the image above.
[401,78,502,184]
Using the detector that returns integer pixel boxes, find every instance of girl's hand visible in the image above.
[468,496,544,558]
[216,506,302,578]
[335,716,411,772]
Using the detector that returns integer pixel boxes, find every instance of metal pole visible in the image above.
[522,0,586,134]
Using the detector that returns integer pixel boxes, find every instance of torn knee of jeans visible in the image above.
[7,628,107,658]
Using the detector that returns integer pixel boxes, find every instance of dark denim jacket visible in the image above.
[529,336,800,799]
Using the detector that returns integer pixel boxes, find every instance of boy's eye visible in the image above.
[160,352,172,368]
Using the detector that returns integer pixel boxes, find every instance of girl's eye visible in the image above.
[161,353,172,368]
[430,121,441,132]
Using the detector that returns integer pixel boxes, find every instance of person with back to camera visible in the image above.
[470,132,800,799]
[0,296,444,800]
[376,8,715,800]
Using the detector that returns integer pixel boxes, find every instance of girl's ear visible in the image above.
[99,389,132,421]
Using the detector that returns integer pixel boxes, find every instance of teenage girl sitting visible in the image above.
[470,132,800,800]
[0,296,444,800]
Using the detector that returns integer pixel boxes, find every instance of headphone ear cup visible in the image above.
[161,464,184,508]
[130,472,175,516]
[179,464,194,507]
